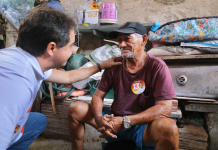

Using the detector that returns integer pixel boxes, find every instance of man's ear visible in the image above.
[142,34,148,46]
[46,42,57,56]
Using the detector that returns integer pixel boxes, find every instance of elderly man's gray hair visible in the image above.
[135,33,146,50]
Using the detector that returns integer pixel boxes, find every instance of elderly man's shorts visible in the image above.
[102,107,155,150]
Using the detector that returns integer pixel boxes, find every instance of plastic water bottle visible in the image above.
[1,1,20,29]
[0,0,35,29]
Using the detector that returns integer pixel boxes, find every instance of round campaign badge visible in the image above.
[131,80,145,94]
[14,125,20,133]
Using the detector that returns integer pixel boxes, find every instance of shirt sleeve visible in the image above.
[152,64,176,101]
[97,68,113,93]
[0,71,32,149]
[43,69,52,80]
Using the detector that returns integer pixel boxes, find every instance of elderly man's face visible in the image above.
[117,33,143,59]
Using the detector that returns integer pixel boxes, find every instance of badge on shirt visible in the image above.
[131,80,145,94]
[14,125,20,133]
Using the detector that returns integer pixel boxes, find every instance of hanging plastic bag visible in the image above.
[72,62,104,89]
[0,0,35,29]
[86,44,121,64]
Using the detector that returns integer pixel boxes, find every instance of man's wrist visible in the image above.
[123,116,131,129]
[99,62,105,70]
[96,63,102,72]
[127,115,134,126]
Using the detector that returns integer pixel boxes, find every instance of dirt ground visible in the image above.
[28,136,71,150]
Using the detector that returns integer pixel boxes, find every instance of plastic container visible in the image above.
[89,80,114,99]
[100,2,117,24]
[77,9,100,25]
[100,19,118,24]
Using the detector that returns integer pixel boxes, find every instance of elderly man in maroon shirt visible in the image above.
[68,22,179,150]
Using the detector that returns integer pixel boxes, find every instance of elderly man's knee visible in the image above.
[68,101,82,116]
[155,118,179,139]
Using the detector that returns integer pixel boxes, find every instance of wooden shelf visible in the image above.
[78,23,154,39]
[78,23,154,33]
[157,54,218,60]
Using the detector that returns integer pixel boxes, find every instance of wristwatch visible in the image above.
[123,116,131,129]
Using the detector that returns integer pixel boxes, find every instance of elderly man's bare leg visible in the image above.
[143,118,179,150]
[68,101,97,150]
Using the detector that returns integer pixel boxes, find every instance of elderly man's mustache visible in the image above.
[120,47,131,51]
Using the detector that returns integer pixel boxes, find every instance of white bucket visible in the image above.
[100,2,118,24]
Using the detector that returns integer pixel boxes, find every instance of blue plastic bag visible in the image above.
[46,0,65,12]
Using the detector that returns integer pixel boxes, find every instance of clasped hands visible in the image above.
[96,114,124,139]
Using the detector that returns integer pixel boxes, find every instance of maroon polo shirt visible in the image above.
[97,53,176,116]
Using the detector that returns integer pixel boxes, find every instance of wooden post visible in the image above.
[49,82,56,114]
[5,21,18,48]
[205,113,218,150]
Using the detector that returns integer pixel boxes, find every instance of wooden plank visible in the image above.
[176,97,217,102]
[41,104,69,112]
[205,113,218,150]
[179,138,207,150]
[179,125,207,136]
[42,111,68,119]
[46,118,69,127]
[42,131,70,141]
[179,125,208,150]
[187,100,218,105]
[44,126,69,133]
[157,54,218,60]
[185,103,218,112]
[179,125,207,142]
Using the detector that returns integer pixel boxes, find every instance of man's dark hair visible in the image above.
[16,7,77,57]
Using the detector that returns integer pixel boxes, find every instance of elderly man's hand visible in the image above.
[98,127,117,138]
[98,116,124,138]
[95,114,114,134]
[100,57,122,70]
[109,116,125,133]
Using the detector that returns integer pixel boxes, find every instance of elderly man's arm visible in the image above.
[108,100,172,134]
[91,88,117,138]
[91,88,105,124]
[128,100,172,125]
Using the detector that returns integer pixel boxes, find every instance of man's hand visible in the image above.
[108,116,125,133]
[100,57,122,70]
[98,127,116,138]
[98,116,125,138]
[95,114,114,132]
[97,114,117,139]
